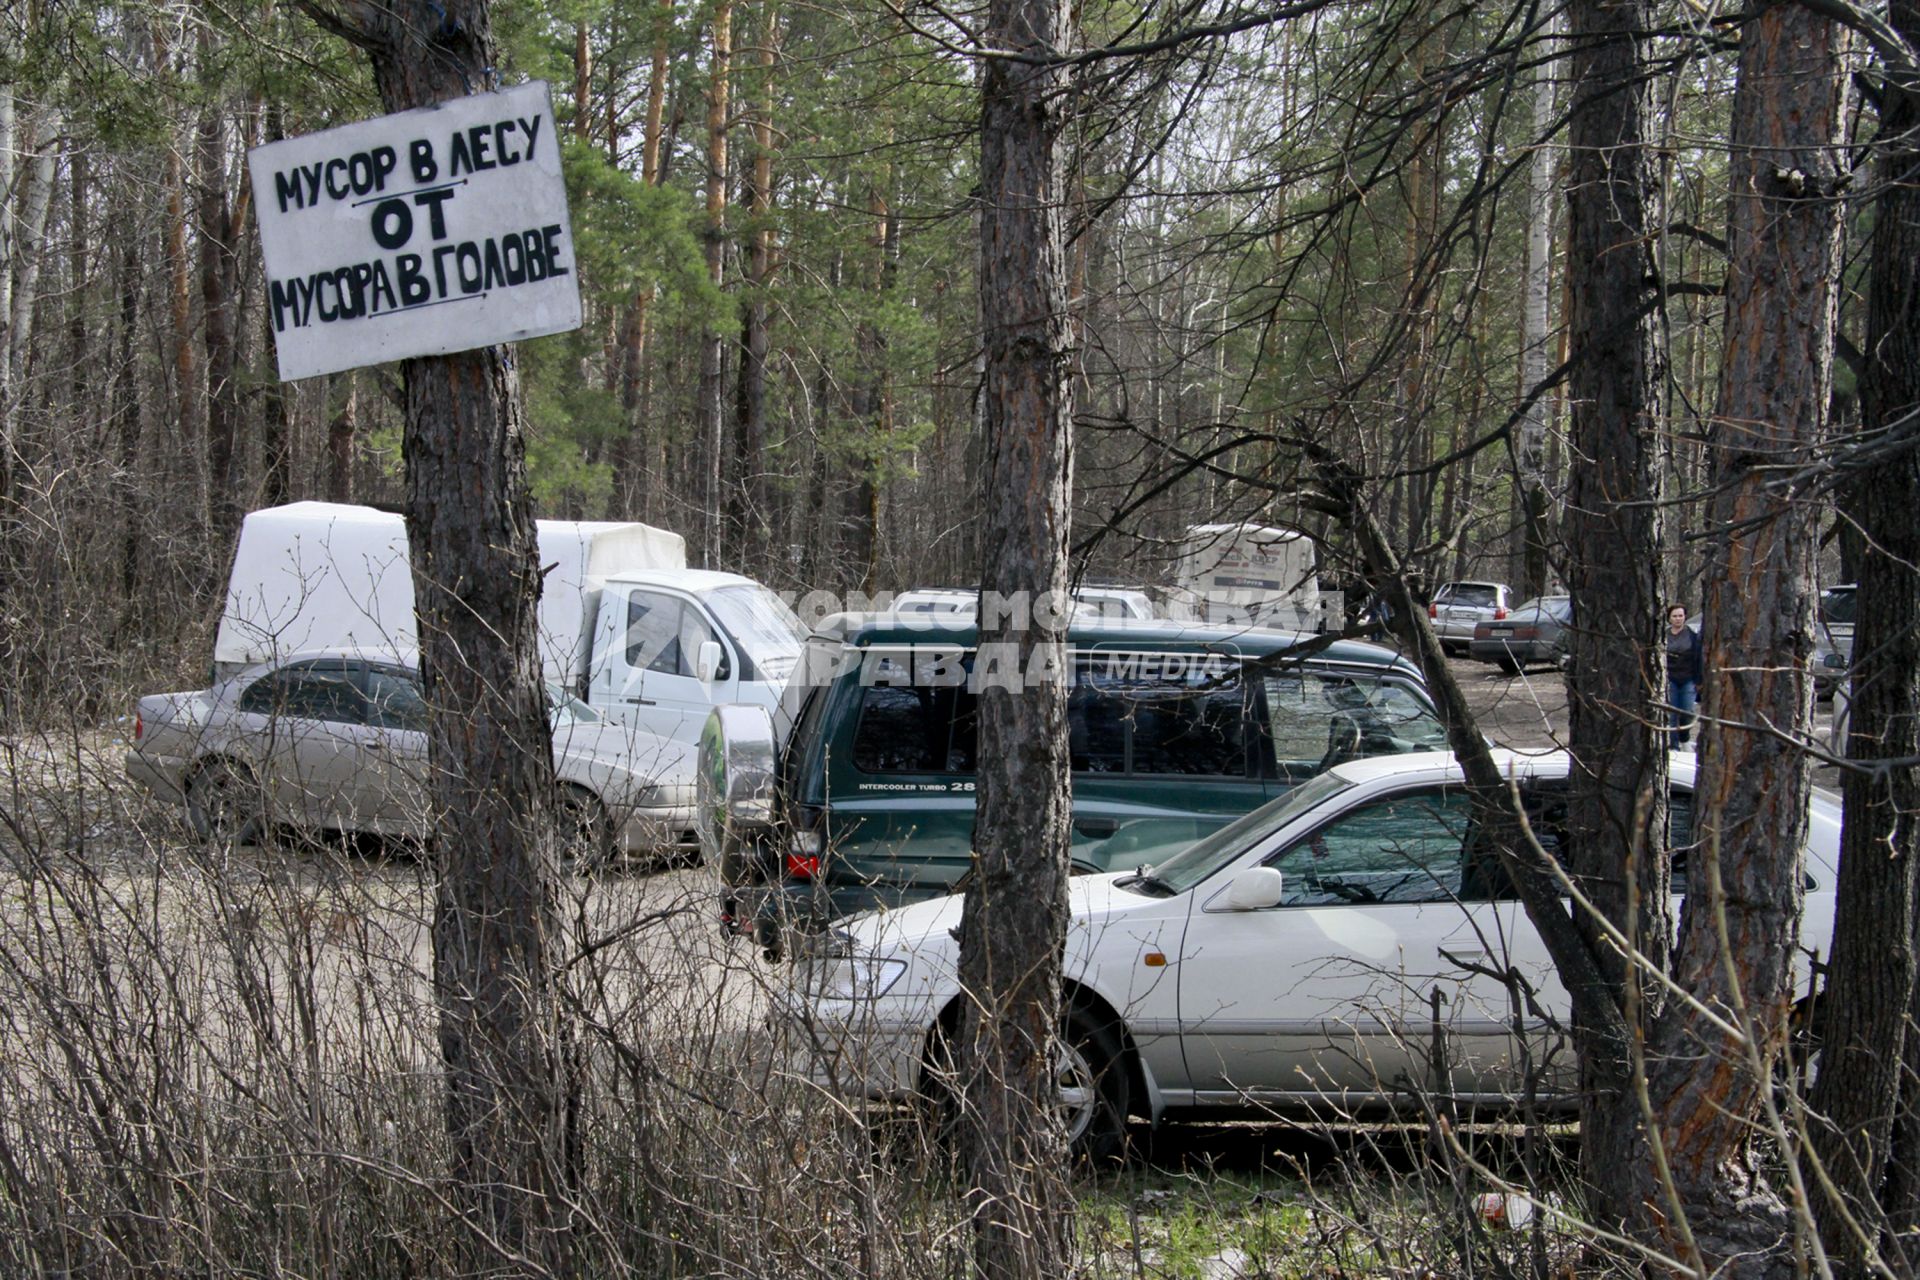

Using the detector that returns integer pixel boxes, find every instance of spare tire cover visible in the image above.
[698,703,778,861]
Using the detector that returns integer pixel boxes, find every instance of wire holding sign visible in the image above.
[248,81,581,382]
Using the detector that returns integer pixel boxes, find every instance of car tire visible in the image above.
[1059,1004,1131,1165]
[186,759,265,846]
[918,1001,1132,1166]
[557,785,617,872]
[1495,656,1522,676]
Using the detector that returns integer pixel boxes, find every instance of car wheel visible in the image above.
[186,759,265,846]
[1058,1004,1131,1165]
[1495,656,1522,676]
[557,785,617,871]
[919,1002,1132,1166]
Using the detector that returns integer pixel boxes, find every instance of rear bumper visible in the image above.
[615,804,698,853]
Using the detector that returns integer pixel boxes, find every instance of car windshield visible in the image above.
[707,584,806,681]
[1512,596,1570,621]
[1443,585,1499,608]
[548,685,599,726]
[1141,770,1357,895]
[1820,587,1855,626]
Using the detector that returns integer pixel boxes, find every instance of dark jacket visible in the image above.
[1665,625,1704,684]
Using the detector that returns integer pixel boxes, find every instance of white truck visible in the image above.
[1172,522,1323,630]
[214,502,806,746]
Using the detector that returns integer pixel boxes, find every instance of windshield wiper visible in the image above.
[1120,867,1179,897]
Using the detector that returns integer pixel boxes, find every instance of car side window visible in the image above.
[627,592,729,680]
[1125,678,1249,777]
[626,592,686,675]
[238,665,365,725]
[852,687,948,775]
[359,667,429,732]
[1265,790,1471,906]
[1263,673,1446,779]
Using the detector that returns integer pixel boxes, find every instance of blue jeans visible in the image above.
[1669,678,1699,747]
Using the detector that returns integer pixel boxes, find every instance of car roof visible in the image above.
[807,612,1419,670]
[600,567,760,592]
[1325,747,1571,789]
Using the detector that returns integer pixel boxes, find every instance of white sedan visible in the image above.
[780,750,1839,1160]
[126,648,696,862]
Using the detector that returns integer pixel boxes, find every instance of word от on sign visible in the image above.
[249,80,582,381]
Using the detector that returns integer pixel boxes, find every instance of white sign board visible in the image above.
[249,81,581,381]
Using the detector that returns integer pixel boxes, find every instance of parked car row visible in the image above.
[127,648,697,864]
[704,612,1449,954]
[777,748,1841,1159]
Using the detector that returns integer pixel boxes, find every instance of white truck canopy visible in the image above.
[213,501,687,681]
[1173,522,1321,628]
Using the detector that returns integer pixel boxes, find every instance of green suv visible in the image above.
[702,614,1444,951]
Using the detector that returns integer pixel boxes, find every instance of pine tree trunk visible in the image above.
[1560,0,1671,1231]
[293,3,575,1269]
[732,1,779,569]
[1819,0,1920,1254]
[698,0,733,564]
[1639,6,1844,1270]
[954,0,1076,1271]
[610,0,673,519]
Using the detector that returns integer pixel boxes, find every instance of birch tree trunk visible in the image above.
[954,0,1076,1274]
[1513,10,1556,598]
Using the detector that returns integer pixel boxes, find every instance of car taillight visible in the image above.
[1494,607,1508,620]
[1428,603,1438,619]
[787,806,826,882]
[133,712,143,743]
[1514,627,1540,640]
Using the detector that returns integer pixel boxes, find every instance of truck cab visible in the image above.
[583,569,804,743]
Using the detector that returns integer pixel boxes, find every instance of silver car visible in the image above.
[126,649,696,863]
[1428,581,1514,651]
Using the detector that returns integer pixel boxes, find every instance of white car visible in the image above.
[779,750,1838,1159]
[126,648,697,862]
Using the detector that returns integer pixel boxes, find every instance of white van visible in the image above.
[214,503,805,747]
[1173,523,1322,630]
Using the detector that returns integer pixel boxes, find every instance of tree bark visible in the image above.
[293,3,573,1270]
[1641,6,1844,1270]
[2,104,59,510]
[953,0,1076,1274]
[731,0,779,569]
[1513,9,1556,598]
[196,91,241,543]
[611,0,674,519]
[1824,0,1920,1255]
[698,0,733,564]
[1560,0,1671,1232]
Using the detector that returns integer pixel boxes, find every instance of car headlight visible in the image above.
[796,935,910,1000]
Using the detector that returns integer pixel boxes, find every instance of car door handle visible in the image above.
[623,696,656,706]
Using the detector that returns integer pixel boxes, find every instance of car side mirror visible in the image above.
[1224,867,1284,911]
[697,639,724,684]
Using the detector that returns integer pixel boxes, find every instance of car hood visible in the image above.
[828,871,1174,963]
[552,720,696,801]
